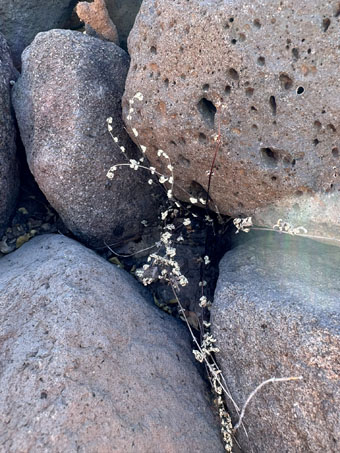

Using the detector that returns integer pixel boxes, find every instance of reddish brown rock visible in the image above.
[76,0,119,44]
[0,33,19,238]
[12,30,164,249]
[123,0,340,241]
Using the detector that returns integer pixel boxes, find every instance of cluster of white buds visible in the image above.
[273,219,307,235]
[233,216,253,233]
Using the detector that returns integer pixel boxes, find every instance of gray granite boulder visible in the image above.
[123,0,340,241]
[12,30,163,249]
[0,0,77,67]
[0,234,224,452]
[212,231,340,452]
[0,33,19,239]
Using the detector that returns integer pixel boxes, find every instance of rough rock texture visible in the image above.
[76,0,119,44]
[211,231,340,453]
[123,0,340,240]
[0,33,19,239]
[0,234,224,452]
[0,0,77,67]
[12,30,164,248]
[106,0,143,50]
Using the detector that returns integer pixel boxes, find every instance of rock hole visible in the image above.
[257,56,265,66]
[251,106,258,111]
[197,98,217,128]
[313,138,319,146]
[295,190,304,196]
[269,96,277,115]
[327,124,336,132]
[225,85,231,95]
[179,137,186,145]
[307,48,312,54]
[332,147,339,157]
[164,78,169,87]
[252,124,258,129]
[314,120,322,129]
[292,48,299,59]
[245,87,254,97]
[335,4,340,17]
[296,86,304,95]
[239,33,246,42]
[40,392,48,399]
[199,132,207,143]
[229,17,234,22]
[150,46,157,54]
[170,140,177,146]
[178,154,190,167]
[260,147,279,167]
[322,18,331,32]
[189,181,210,200]
[202,83,210,91]
[253,19,261,28]
[279,73,293,90]
[228,68,239,80]
[231,38,237,44]
[271,175,277,181]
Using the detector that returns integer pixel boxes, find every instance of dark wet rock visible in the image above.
[0,33,19,239]
[0,0,77,67]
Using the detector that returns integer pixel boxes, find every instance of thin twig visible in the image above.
[233,376,304,432]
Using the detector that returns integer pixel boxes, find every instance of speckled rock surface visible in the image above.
[0,0,77,67]
[0,33,19,239]
[0,234,224,453]
[123,0,340,241]
[211,231,340,453]
[12,30,164,248]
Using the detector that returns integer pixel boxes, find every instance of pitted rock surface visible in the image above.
[0,234,224,453]
[0,0,77,67]
[0,33,19,238]
[211,231,340,453]
[12,30,164,248]
[123,0,340,240]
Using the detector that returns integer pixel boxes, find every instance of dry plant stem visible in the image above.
[170,283,240,413]
[233,376,304,432]
[252,226,340,244]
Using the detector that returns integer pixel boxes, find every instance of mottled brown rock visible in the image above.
[211,231,340,452]
[123,0,340,241]
[76,0,119,44]
[12,30,164,248]
[0,234,224,452]
[0,33,19,238]
[0,0,77,67]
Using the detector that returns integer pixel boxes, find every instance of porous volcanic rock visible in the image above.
[0,33,19,238]
[0,234,224,453]
[123,0,340,241]
[211,231,340,453]
[12,30,163,248]
[0,0,77,67]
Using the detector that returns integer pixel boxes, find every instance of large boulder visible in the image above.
[123,0,340,241]
[0,33,19,239]
[0,0,77,67]
[0,234,224,452]
[211,231,340,452]
[12,30,163,249]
